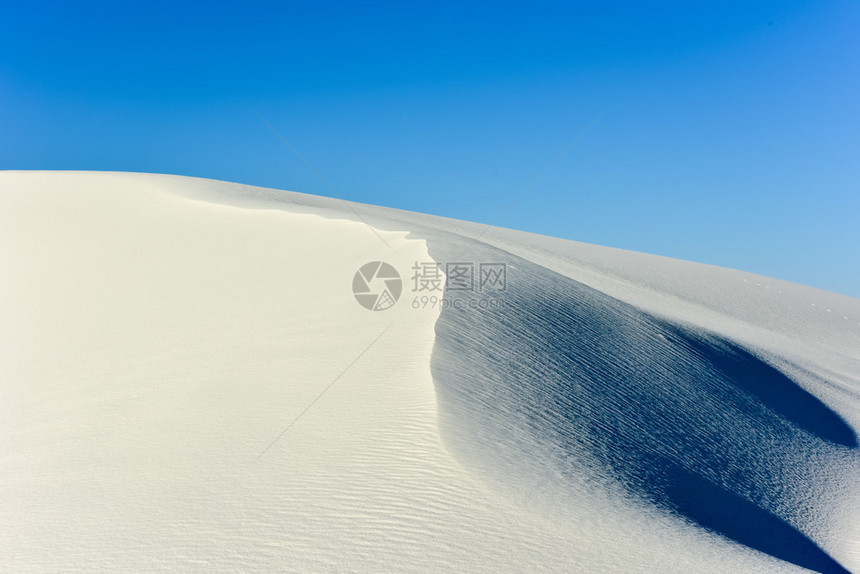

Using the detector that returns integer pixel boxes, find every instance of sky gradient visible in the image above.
[2,1,858,296]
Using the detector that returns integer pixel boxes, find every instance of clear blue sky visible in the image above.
[2,1,858,296]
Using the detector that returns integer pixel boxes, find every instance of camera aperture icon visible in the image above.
[352,261,402,311]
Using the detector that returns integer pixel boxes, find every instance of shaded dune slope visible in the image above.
[427,239,856,574]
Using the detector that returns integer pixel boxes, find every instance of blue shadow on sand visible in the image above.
[430,247,855,574]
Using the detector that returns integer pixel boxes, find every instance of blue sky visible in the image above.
[2,1,858,296]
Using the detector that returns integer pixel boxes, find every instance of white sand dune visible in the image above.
[2,171,859,573]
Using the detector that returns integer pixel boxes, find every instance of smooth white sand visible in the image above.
[2,172,858,572]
